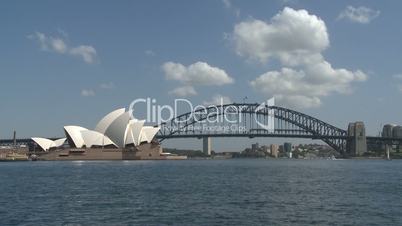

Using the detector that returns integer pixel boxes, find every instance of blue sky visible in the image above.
[1,0,402,151]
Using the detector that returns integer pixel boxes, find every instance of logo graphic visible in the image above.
[128,97,275,133]
[254,97,275,133]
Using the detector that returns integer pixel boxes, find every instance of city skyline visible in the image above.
[1,0,401,151]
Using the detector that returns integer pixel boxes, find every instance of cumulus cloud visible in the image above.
[250,66,366,108]
[28,31,97,64]
[80,83,114,97]
[81,89,95,97]
[203,94,233,106]
[69,45,97,63]
[50,38,67,53]
[163,61,233,86]
[233,7,329,64]
[28,32,67,53]
[232,7,367,109]
[168,86,197,97]
[338,6,380,24]
[163,61,234,96]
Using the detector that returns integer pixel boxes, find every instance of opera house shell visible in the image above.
[31,108,161,152]
[31,137,67,152]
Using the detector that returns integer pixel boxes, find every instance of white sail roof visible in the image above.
[64,126,88,148]
[104,112,131,148]
[43,108,161,149]
[126,119,145,146]
[31,137,66,152]
[94,108,126,134]
[139,126,160,143]
[81,130,116,148]
[54,138,67,147]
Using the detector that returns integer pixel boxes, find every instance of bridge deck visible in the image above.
[0,136,401,145]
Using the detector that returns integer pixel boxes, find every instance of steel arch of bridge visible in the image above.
[157,103,348,154]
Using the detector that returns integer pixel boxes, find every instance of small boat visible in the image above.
[29,154,38,161]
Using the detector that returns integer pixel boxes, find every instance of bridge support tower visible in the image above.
[385,144,391,160]
[347,122,367,156]
[203,137,211,156]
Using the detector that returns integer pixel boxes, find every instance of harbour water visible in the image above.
[1,159,401,225]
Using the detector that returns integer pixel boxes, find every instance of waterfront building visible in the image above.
[279,145,284,153]
[284,142,292,153]
[251,143,259,152]
[382,124,396,138]
[30,108,166,159]
[270,144,279,158]
[392,126,402,138]
[261,145,270,154]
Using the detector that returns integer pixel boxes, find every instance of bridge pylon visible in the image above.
[347,122,367,156]
[203,137,211,156]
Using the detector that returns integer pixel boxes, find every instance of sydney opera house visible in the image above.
[31,108,185,160]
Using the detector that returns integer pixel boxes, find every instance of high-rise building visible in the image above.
[382,124,395,138]
[251,143,259,152]
[284,142,292,153]
[392,126,402,138]
[261,145,270,154]
[279,145,284,153]
[270,144,279,158]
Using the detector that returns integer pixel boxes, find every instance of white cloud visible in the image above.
[162,61,234,89]
[203,94,233,106]
[29,31,97,64]
[28,32,67,53]
[99,82,115,89]
[233,7,329,64]
[81,89,95,97]
[69,45,97,63]
[338,6,380,24]
[232,7,367,109]
[168,86,197,97]
[50,37,67,53]
[250,66,366,108]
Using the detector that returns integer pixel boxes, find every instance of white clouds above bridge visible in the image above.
[162,61,234,97]
[232,7,367,109]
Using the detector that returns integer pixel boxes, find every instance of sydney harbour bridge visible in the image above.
[1,103,401,157]
[156,103,402,157]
